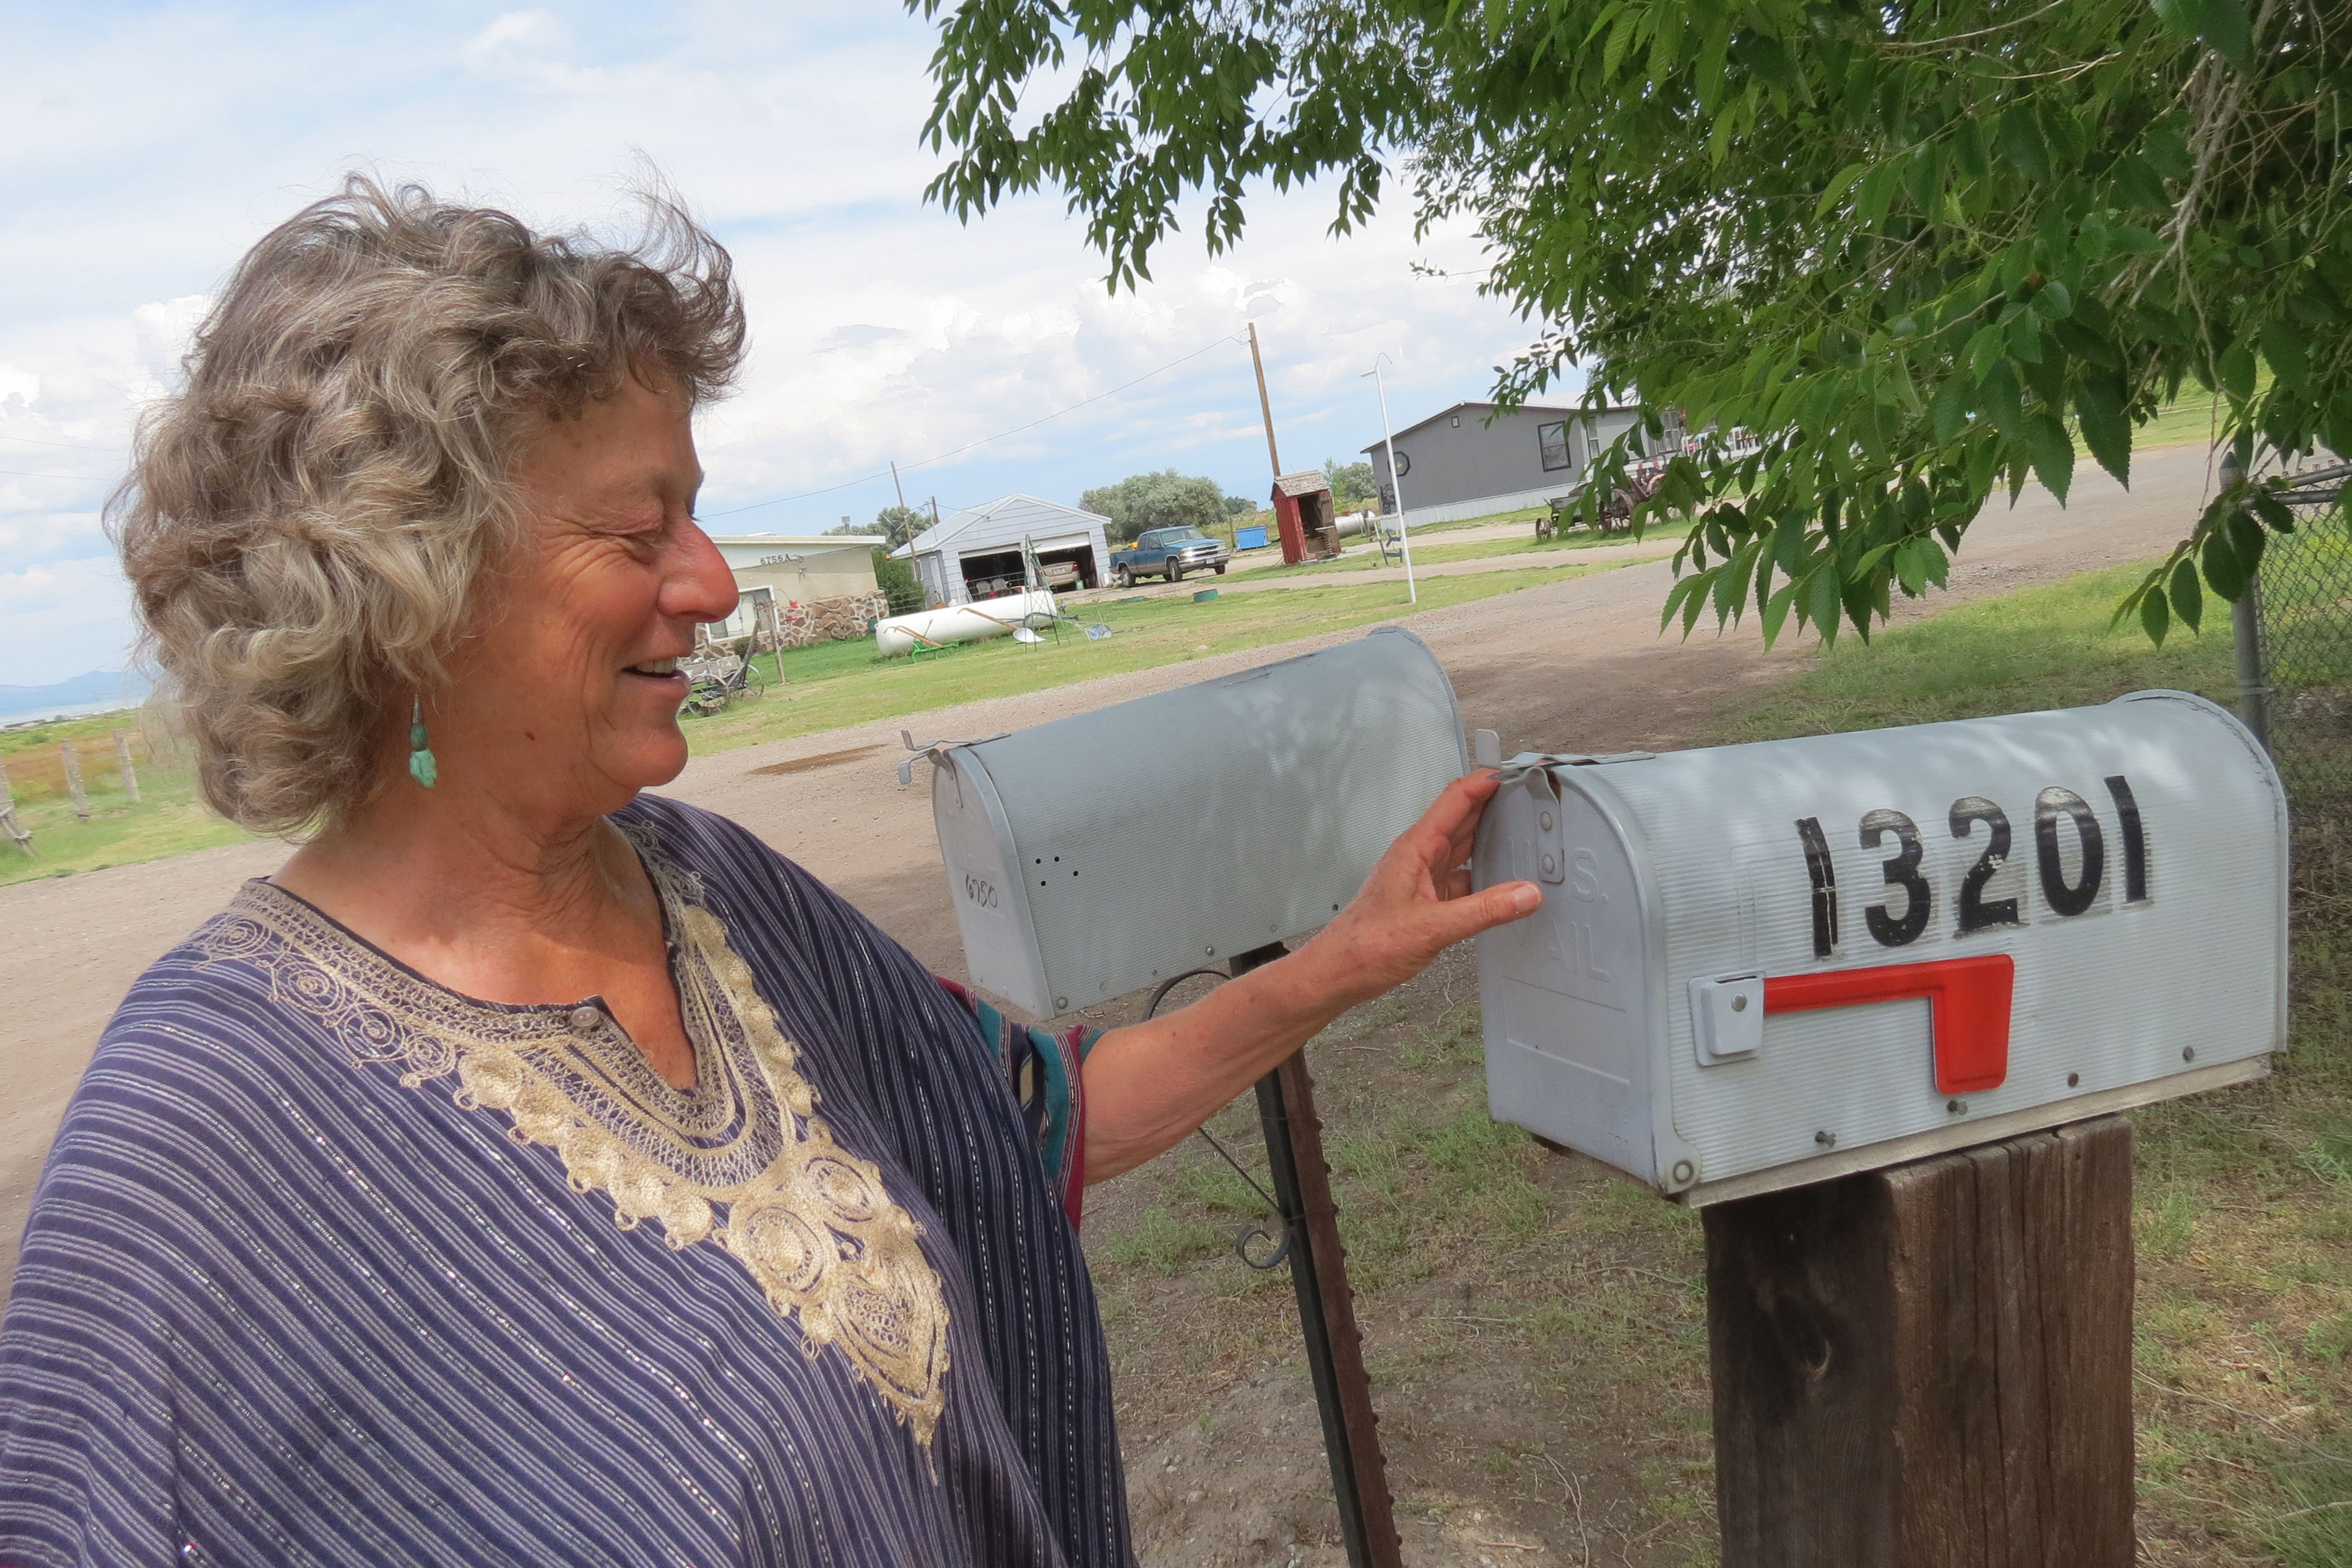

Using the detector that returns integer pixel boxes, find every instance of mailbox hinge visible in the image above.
[1495,749,1656,783]
[894,728,1010,787]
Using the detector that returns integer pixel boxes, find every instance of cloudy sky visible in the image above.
[0,1,1553,687]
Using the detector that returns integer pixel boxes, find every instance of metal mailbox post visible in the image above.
[917,627,1470,1568]
[1474,691,2288,1566]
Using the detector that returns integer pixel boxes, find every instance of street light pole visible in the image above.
[1363,356,1417,605]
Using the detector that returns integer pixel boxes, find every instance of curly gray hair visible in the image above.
[112,175,745,834]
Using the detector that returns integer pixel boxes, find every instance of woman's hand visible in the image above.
[1284,770,1543,1015]
[1078,770,1541,1183]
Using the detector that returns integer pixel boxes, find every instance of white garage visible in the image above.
[893,494,1112,608]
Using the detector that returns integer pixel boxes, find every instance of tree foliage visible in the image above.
[1080,468,1230,541]
[912,0,2346,643]
[1324,457,1378,506]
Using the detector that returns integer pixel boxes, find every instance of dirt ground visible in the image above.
[0,443,2226,1561]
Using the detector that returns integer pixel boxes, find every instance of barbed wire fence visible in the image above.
[2243,455,2352,921]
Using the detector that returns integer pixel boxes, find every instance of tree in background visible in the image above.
[913,0,2343,643]
[871,548,926,616]
[822,504,928,553]
[1324,459,1378,508]
[1224,494,1259,516]
[1081,469,1229,543]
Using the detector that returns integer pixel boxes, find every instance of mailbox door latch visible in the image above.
[1690,973,1765,1065]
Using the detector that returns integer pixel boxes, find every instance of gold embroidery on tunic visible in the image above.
[199,866,951,1449]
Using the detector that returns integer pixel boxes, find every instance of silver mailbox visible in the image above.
[927,627,1469,1017]
[1473,691,2288,1204]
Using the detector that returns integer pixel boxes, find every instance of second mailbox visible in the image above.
[1474,690,2286,1204]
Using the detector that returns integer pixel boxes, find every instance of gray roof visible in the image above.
[1272,470,1332,498]
[1361,400,1606,454]
[891,493,1112,559]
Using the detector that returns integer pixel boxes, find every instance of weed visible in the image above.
[1100,1208,1224,1276]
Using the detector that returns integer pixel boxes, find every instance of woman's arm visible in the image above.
[1079,770,1542,1184]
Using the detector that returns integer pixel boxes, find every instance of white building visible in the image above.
[703,534,881,644]
[891,495,1112,608]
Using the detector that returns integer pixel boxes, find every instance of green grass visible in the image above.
[0,715,254,887]
[678,558,1635,755]
[1713,560,2239,744]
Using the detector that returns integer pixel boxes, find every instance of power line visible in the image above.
[704,332,1248,520]
[0,466,103,481]
[0,432,124,454]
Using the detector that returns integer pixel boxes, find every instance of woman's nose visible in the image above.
[665,519,741,625]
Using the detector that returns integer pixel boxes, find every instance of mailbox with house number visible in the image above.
[1473,690,2287,1205]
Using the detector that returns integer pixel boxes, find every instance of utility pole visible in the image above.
[891,460,908,513]
[1248,322,1283,478]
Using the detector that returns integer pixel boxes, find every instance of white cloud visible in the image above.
[0,557,136,688]
[0,2,1550,681]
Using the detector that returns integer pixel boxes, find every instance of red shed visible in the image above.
[1270,471,1341,565]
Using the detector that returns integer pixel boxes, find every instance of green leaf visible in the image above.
[2140,583,2171,644]
[2218,340,2257,400]
[2075,376,2132,487]
[2202,525,2246,600]
[2228,507,2267,576]
[1807,567,1843,643]
[2260,320,2311,390]
[1759,580,1798,648]
[1814,163,1868,221]
[1894,536,1927,596]
[2151,0,2252,66]
[1930,374,1973,446]
[2032,279,2073,318]
[1658,570,1705,632]
[1995,108,2051,181]
[2169,556,2204,632]
[1602,6,1640,81]
[2026,413,2075,502]
[1982,360,2023,433]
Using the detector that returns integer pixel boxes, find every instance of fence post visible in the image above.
[0,757,32,858]
[59,743,89,821]
[2225,449,2272,751]
[112,730,142,804]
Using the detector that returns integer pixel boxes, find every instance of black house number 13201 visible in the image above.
[1794,775,2149,958]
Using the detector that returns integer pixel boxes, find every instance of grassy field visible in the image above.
[0,556,1635,881]
[0,713,251,888]
[1086,560,2352,1565]
[678,557,1632,756]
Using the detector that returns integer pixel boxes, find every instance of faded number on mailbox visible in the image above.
[1795,775,2149,958]
[962,872,1001,910]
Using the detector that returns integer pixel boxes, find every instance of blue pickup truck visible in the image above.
[1110,527,1231,587]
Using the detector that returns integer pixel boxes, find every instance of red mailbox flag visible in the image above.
[1765,955,2016,1095]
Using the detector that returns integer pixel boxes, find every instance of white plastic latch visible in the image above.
[1690,973,1765,1066]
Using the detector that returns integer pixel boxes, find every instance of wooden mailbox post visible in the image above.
[1705,1117,2134,1566]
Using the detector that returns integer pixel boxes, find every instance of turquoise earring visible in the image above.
[408,695,438,789]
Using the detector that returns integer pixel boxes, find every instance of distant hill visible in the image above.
[0,670,152,723]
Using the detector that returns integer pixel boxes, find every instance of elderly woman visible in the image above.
[0,179,1537,1567]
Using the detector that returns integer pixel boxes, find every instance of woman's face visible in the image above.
[436,374,737,822]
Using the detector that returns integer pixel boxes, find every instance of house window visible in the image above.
[1450,414,1460,427]
[1392,450,1412,476]
[1538,421,1571,472]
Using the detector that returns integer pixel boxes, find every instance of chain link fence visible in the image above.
[2248,459,2352,908]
